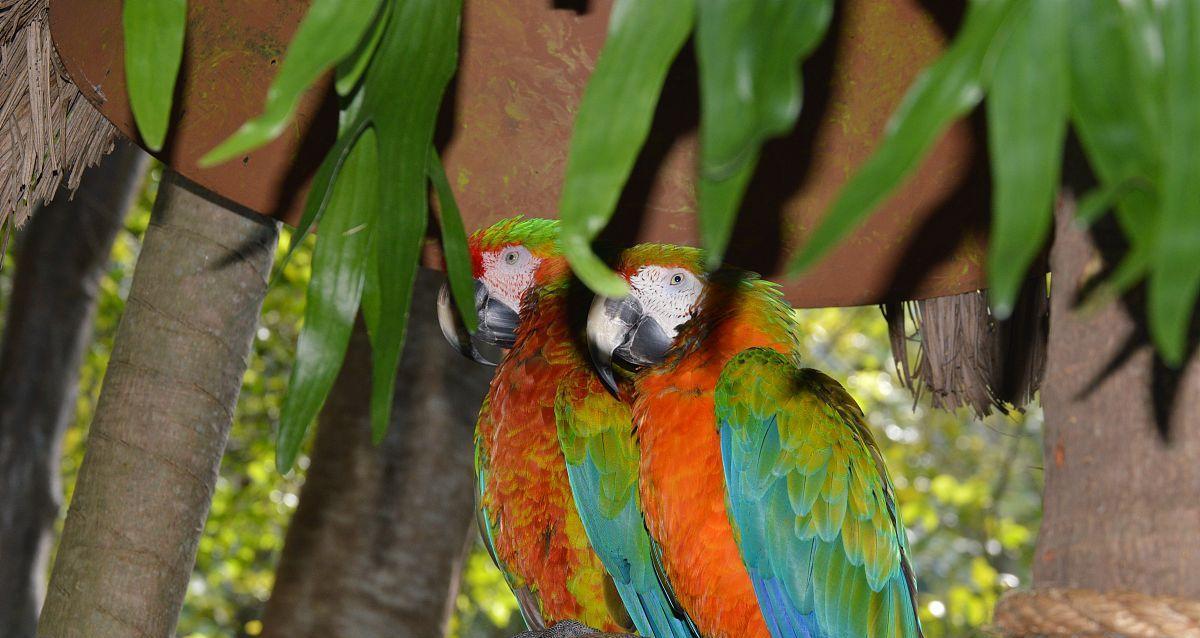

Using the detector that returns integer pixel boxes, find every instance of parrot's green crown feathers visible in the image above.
[614,243,707,277]
[470,216,560,258]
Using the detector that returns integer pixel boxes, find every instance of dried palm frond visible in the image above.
[884,275,1049,417]
[0,0,117,247]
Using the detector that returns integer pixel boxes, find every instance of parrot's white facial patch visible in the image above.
[479,244,542,313]
[628,265,703,340]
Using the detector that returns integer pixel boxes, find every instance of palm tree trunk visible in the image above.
[37,170,278,638]
[261,268,490,638]
[1036,200,1200,596]
[0,142,147,638]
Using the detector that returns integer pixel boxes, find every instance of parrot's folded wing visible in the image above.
[716,348,923,638]
[475,410,547,631]
[557,371,701,638]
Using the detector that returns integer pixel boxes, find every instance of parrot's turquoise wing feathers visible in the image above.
[474,408,546,631]
[716,348,922,638]
[556,373,701,638]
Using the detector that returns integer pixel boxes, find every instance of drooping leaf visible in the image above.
[428,148,478,333]
[697,163,756,270]
[984,0,1068,318]
[1077,244,1150,316]
[1073,177,1154,228]
[361,224,382,346]
[276,127,379,472]
[788,0,1020,275]
[199,0,383,167]
[271,110,368,285]
[695,0,833,268]
[335,0,392,96]
[558,0,695,297]
[362,0,462,442]
[1150,0,1200,366]
[1068,0,1163,249]
[123,0,186,152]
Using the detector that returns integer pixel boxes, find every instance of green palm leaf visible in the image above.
[123,0,186,152]
[558,0,695,297]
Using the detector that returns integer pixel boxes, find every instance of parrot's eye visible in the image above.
[670,273,684,285]
[504,250,520,265]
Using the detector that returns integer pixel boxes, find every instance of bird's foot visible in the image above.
[513,620,635,638]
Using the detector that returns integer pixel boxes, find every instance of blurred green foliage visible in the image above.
[0,171,1038,637]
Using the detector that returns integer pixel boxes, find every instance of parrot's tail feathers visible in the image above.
[638,590,700,638]
[610,579,700,638]
[613,583,653,638]
[750,574,821,638]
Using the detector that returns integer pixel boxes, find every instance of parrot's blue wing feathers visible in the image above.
[569,456,700,638]
[557,376,701,638]
[717,348,923,638]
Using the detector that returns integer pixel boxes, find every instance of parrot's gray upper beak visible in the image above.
[472,281,520,349]
[437,282,497,366]
[586,294,671,396]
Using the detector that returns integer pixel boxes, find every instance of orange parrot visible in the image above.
[586,244,923,638]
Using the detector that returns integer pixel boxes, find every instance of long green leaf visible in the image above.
[276,127,379,472]
[429,148,478,333]
[1150,0,1200,366]
[361,227,382,346]
[1077,244,1150,316]
[1068,0,1163,249]
[200,0,383,167]
[123,0,186,152]
[788,0,1020,275]
[270,84,371,286]
[1074,177,1154,228]
[558,0,695,297]
[985,0,1068,318]
[695,0,832,269]
[362,0,461,442]
[336,0,392,96]
[696,163,756,270]
[271,115,367,285]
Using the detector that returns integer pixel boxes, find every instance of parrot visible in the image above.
[585,244,923,638]
[437,216,699,638]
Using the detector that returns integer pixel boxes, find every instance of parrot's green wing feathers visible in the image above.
[474,402,546,631]
[556,370,701,638]
[716,348,922,638]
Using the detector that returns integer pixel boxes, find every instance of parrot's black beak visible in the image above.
[437,282,497,366]
[586,294,671,396]
[472,281,520,349]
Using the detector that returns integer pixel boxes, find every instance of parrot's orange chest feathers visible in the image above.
[476,294,624,632]
[633,305,795,638]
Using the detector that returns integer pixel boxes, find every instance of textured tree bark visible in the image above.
[0,142,147,638]
[1036,201,1200,597]
[260,268,490,638]
[36,170,278,638]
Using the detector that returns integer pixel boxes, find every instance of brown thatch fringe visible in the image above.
[0,0,117,245]
[883,275,1049,417]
